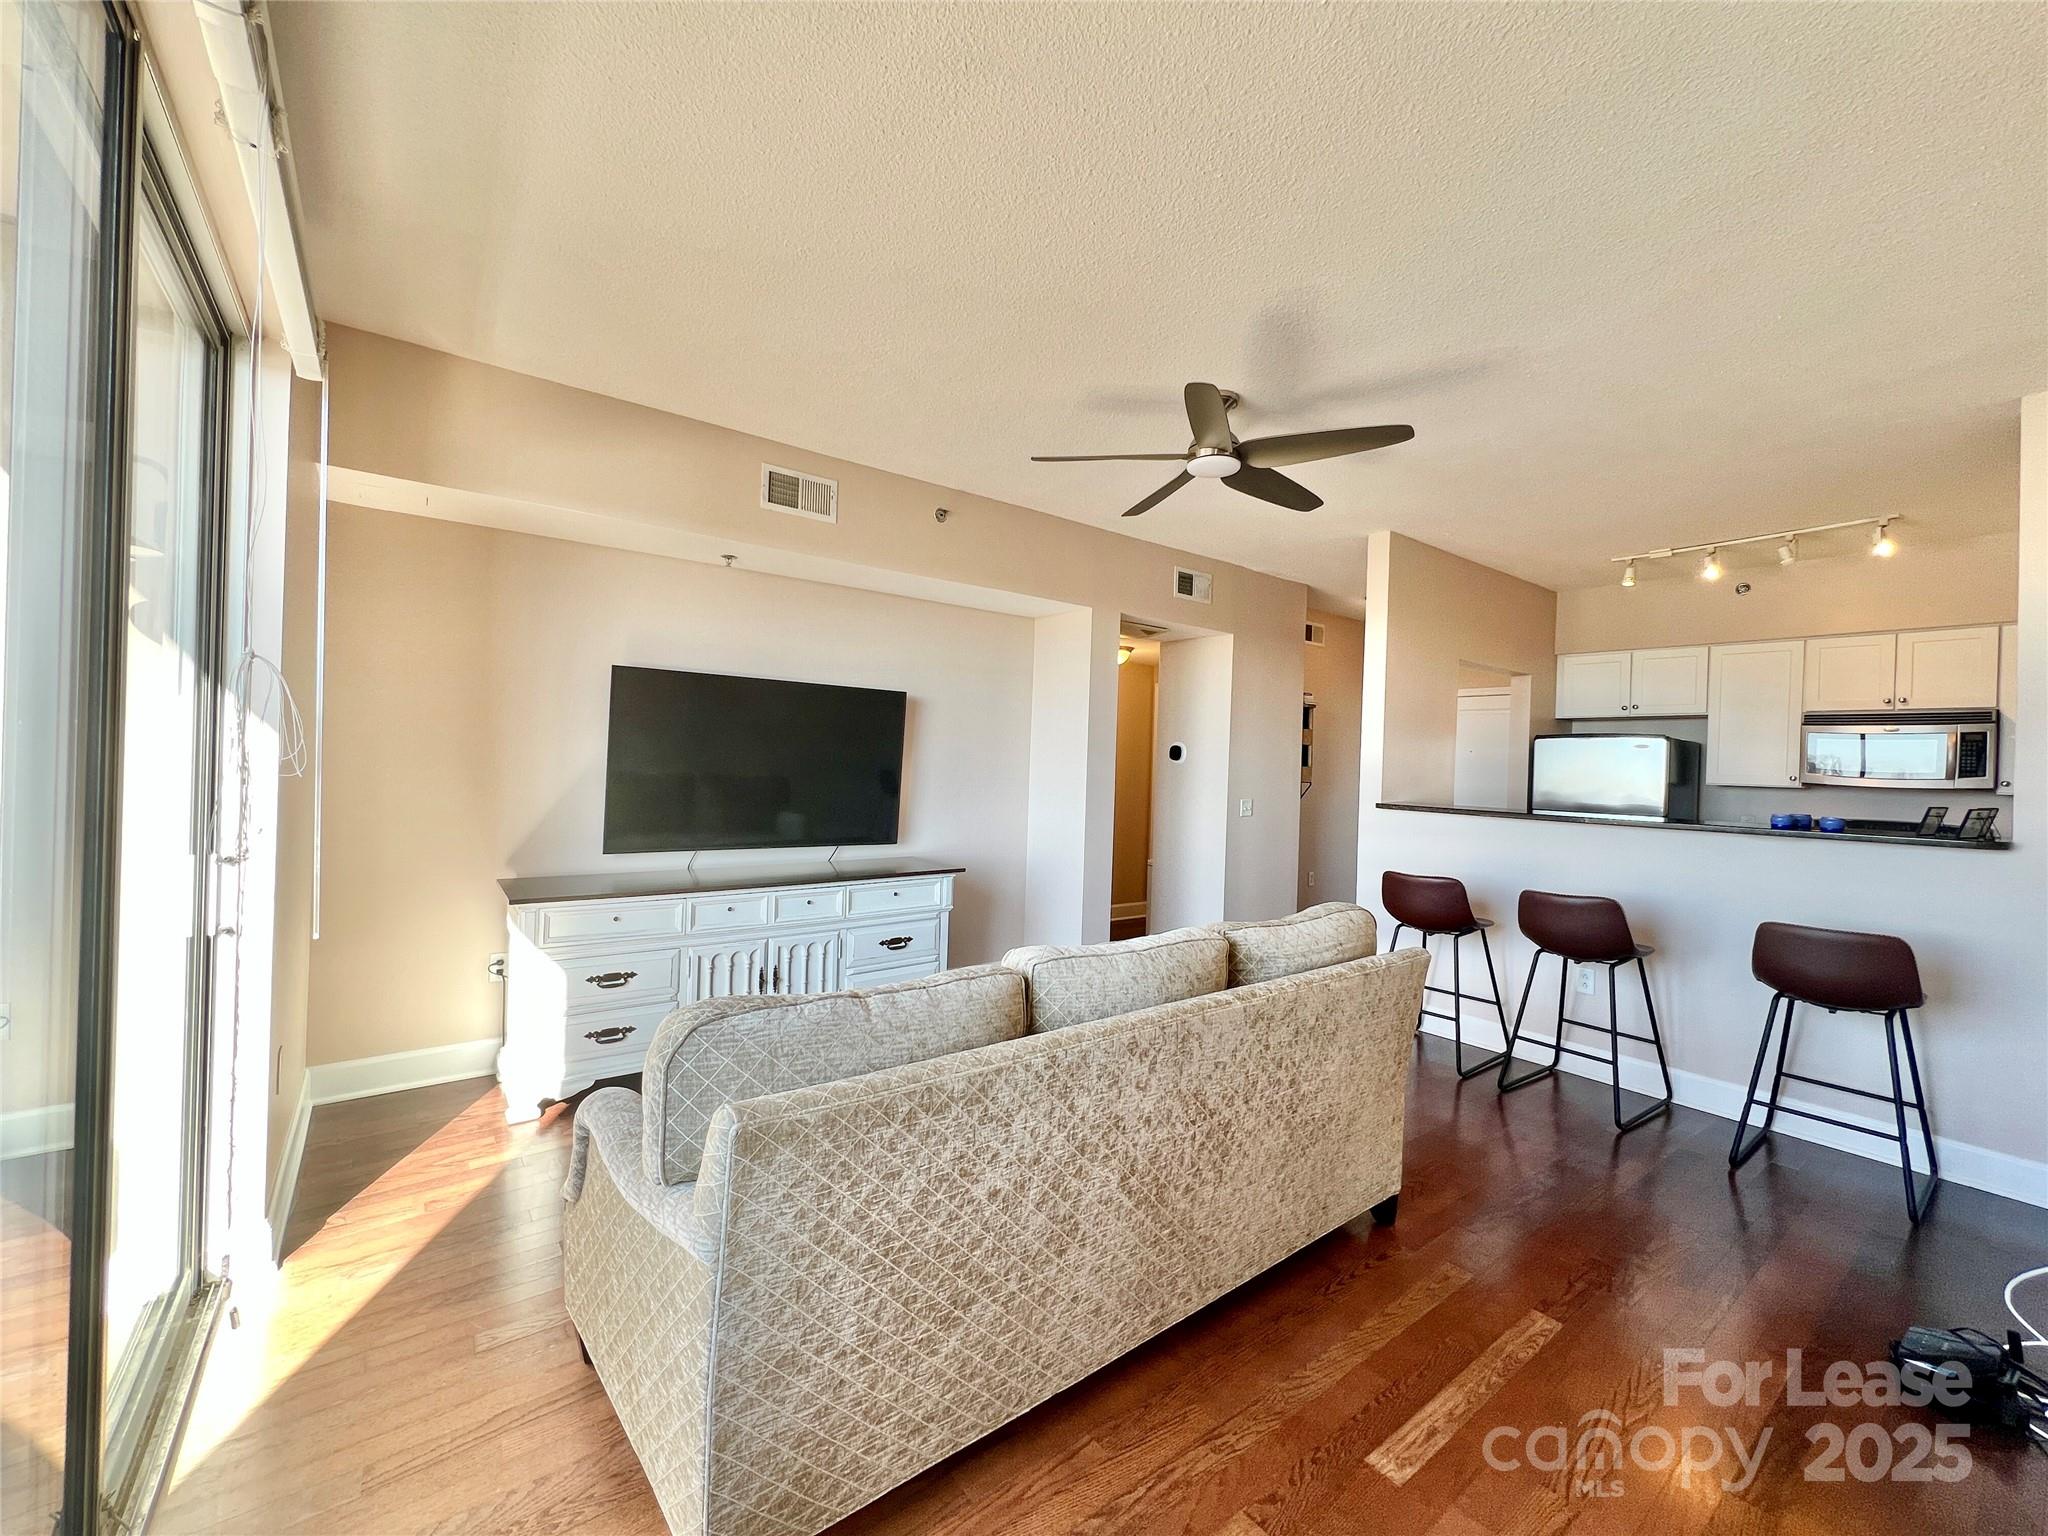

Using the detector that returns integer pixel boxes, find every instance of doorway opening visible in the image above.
[1453,663,1533,811]
[1111,633,1157,940]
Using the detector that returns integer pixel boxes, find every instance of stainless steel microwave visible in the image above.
[1800,710,1998,790]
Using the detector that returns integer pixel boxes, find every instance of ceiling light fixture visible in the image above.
[1608,517,1896,584]
[1117,645,1135,666]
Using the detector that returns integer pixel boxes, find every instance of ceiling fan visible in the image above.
[1032,382,1413,517]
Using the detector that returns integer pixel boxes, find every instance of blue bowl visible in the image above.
[1770,814,1797,829]
[1817,816,1848,834]
[1770,813,1815,831]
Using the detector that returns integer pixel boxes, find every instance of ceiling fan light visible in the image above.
[1620,560,1636,589]
[1777,538,1797,566]
[1186,451,1240,479]
[1870,521,1897,558]
[1699,549,1724,583]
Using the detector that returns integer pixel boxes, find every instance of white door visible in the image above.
[1998,623,2018,794]
[1803,633,1899,712]
[1707,641,1806,788]
[689,938,770,999]
[769,934,841,995]
[1629,646,1711,716]
[1895,626,2000,710]
[1453,691,1516,809]
[1555,652,1631,718]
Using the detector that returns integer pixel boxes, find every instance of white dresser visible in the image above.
[497,862,959,1122]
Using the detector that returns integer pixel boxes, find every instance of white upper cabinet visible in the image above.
[1894,625,2000,710]
[1629,647,1712,716]
[1555,651,1632,718]
[1706,641,1805,788]
[1803,632,1899,712]
[1998,623,2018,794]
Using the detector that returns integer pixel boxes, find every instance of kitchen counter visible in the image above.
[1376,802,2010,850]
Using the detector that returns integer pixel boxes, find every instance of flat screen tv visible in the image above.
[603,666,907,854]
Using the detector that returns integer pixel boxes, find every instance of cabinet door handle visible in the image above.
[1899,697,1909,705]
[878,935,914,951]
[585,970,638,989]
[582,1025,637,1045]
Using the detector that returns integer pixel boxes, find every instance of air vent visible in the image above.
[1305,622,1326,646]
[760,464,838,523]
[1173,566,1213,604]
[1121,618,1168,639]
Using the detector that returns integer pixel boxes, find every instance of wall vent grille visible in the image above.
[761,464,838,523]
[1173,566,1213,604]
[1305,622,1326,646]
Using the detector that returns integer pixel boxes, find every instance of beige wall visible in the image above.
[1299,610,1362,906]
[324,326,1307,943]
[267,378,321,1177]
[308,507,1036,1067]
[1557,528,2019,651]
[1381,535,1559,805]
[1111,659,1156,911]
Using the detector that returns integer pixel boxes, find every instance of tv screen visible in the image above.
[603,667,907,854]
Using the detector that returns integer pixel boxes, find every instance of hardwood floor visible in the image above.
[154,1043,2048,1535]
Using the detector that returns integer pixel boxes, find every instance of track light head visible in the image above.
[1620,560,1636,589]
[1870,521,1897,558]
[1777,538,1797,567]
[1699,548,1724,583]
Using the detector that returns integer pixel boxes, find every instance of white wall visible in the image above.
[309,506,1035,1066]
[1357,426,2048,1204]
[1150,634,1233,932]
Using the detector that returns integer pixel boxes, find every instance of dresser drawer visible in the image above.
[847,879,947,916]
[564,947,681,1012]
[844,916,940,974]
[688,894,773,933]
[564,1002,669,1070]
[539,900,684,946]
[772,887,847,925]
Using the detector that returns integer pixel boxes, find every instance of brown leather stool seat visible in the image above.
[1380,872,1507,1079]
[1730,922,1937,1222]
[1497,890,1672,1133]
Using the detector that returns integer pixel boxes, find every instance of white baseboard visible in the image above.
[1111,901,1148,923]
[1417,1016,2048,1210]
[0,1102,75,1161]
[267,1075,312,1262]
[307,1037,501,1107]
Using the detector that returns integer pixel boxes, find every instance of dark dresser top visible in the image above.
[499,860,965,906]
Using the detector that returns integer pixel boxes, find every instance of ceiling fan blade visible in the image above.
[1183,382,1234,451]
[1237,424,1415,469]
[1224,464,1322,511]
[1122,472,1192,517]
[1031,453,1188,462]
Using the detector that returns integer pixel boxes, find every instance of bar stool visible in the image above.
[1498,890,1673,1133]
[1381,871,1508,1079]
[1730,922,1938,1223]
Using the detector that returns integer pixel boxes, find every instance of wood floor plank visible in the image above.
[1365,1312,1565,1486]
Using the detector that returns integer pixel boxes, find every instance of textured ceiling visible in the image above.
[270,2,2045,608]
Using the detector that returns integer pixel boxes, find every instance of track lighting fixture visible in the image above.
[1699,549,1724,583]
[1870,520,1897,558]
[1609,517,1897,585]
[1620,560,1636,589]
[1777,538,1797,566]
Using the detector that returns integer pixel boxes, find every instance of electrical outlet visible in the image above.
[1238,798,1254,818]
[487,953,507,982]
[1574,965,1598,996]
[1306,870,1316,889]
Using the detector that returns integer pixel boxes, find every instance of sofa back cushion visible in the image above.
[1001,925,1228,1033]
[641,963,1025,1184]
[1218,902,1378,987]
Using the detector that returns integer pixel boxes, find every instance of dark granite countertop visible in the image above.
[1376,802,2010,851]
[500,860,966,905]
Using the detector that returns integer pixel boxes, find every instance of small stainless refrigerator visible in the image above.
[1529,734,1703,822]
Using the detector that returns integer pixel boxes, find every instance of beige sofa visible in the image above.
[562,903,1426,1536]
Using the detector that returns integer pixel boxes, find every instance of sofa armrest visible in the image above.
[565,1086,719,1262]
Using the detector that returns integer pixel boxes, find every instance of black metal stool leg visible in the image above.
[1897,1009,1940,1188]
[1453,928,1508,1079]
[1411,931,1430,1036]
[1608,958,1671,1133]
[1884,1010,1939,1224]
[1497,951,1561,1092]
[1729,993,1784,1167]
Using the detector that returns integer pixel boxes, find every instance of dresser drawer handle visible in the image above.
[585,970,639,989]
[582,1025,637,1045]
[878,935,914,951]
